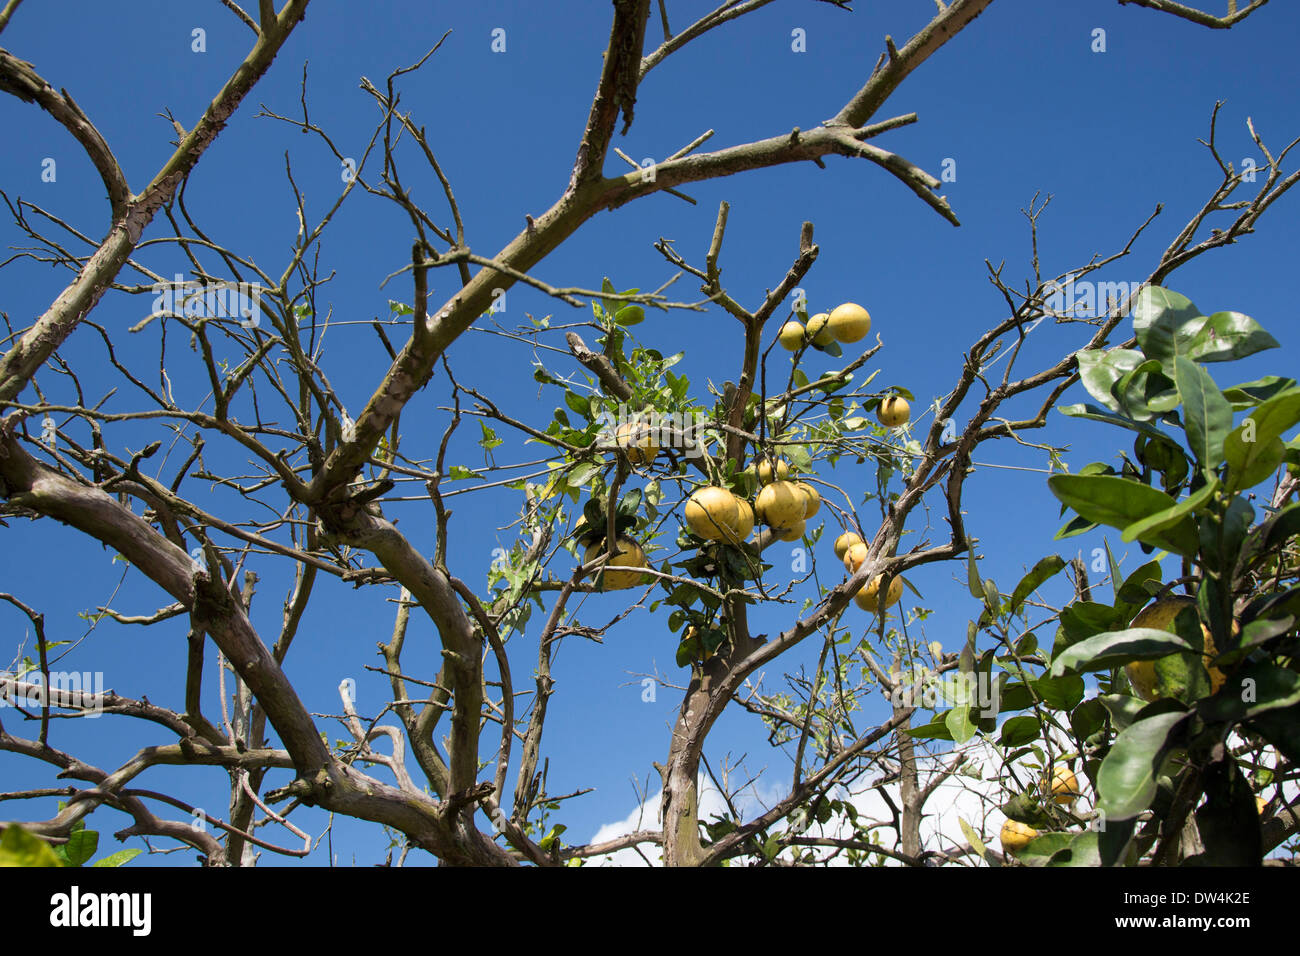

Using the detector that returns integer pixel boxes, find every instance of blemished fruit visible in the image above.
[1125,597,1231,702]
[731,497,755,541]
[876,396,910,428]
[755,481,805,531]
[778,321,805,351]
[1000,819,1038,855]
[615,420,658,464]
[843,542,869,574]
[793,481,820,519]
[756,459,791,484]
[685,486,741,541]
[1050,766,1081,805]
[833,532,863,561]
[583,537,648,590]
[855,574,903,613]
[776,518,806,542]
[828,302,871,344]
[806,312,834,346]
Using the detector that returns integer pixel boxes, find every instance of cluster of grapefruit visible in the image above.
[683,460,821,545]
[779,301,873,350]
[584,299,913,617]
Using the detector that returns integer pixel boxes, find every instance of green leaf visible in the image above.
[966,547,983,600]
[1199,662,1300,723]
[614,304,645,326]
[1131,286,1206,368]
[1048,474,1198,557]
[1224,430,1285,493]
[1221,376,1296,409]
[478,421,503,452]
[957,818,987,860]
[62,829,98,867]
[539,823,568,852]
[1121,475,1218,544]
[90,848,141,868]
[1173,356,1232,471]
[1071,698,1108,739]
[1058,403,1171,441]
[1231,387,1300,472]
[1116,361,1179,420]
[1001,790,1052,828]
[1016,831,1075,864]
[1050,627,1195,676]
[1098,693,1148,731]
[616,486,643,518]
[1032,674,1086,710]
[675,630,700,668]
[567,462,600,488]
[905,713,955,741]
[1116,559,1164,609]
[1105,540,1125,605]
[1046,831,1102,867]
[1186,310,1279,364]
[1076,349,1145,412]
[1262,502,1300,553]
[1097,711,1187,821]
[1000,714,1041,747]
[1054,513,1099,540]
[1008,555,1067,615]
[0,825,65,867]
[997,682,1035,713]
[564,391,591,419]
[945,705,976,743]
[1246,703,1300,763]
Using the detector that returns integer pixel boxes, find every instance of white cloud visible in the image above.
[582,731,1294,866]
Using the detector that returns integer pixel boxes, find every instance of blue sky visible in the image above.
[1,1,1297,865]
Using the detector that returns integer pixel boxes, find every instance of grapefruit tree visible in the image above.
[0,0,1294,868]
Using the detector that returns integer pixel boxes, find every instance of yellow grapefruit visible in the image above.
[793,481,820,519]
[615,420,658,464]
[806,312,834,346]
[755,481,805,531]
[1000,819,1038,855]
[778,321,805,351]
[876,396,910,428]
[854,574,903,613]
[833,532,863,561]
[828,303,871,344]
[583,537,648,590]
[685,486,741,541]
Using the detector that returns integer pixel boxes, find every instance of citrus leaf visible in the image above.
[1050,627,1195,676]
[1008,555,1066,615]
[1132,286,1206,368]
[1187,310,1279,364]
[999,714,1041,747]
[62,829,98,867]
[945,705,976,743]
[1097,711,1187,820]
[1121,475,1218,544]
[90,848,141,868]
[1173,355,1231,471]
[0,825,64,867]
[1048,474,1198,557]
